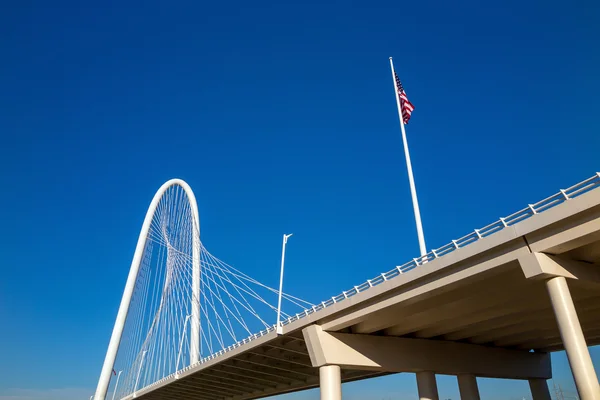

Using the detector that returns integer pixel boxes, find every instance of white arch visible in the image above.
[94,179,201,400]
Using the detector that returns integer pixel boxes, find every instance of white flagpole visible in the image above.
[389,57,427,257]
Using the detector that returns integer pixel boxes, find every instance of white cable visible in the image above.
[109,183,315,399]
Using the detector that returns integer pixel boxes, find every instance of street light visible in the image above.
[111,370,123,400]
[276,233,293,334]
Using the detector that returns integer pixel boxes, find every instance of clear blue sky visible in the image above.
[1,0,599,399]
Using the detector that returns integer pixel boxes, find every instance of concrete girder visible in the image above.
[390,285,548,338]
[302,325,551,380]
[443,294,600,342]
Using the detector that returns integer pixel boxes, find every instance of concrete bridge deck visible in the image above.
[129,183,600,400]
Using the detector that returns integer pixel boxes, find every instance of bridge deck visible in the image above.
[136,332,385,400]
[130,184,600,400]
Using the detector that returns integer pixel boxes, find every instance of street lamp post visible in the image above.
[276,233,293,334]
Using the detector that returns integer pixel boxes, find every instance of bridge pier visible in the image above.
[319,365,342,400]
[529,379,552,400]
[546,276,600,399]
[520,253,600,399]
[416,371,439,400]
[457,374,480,400]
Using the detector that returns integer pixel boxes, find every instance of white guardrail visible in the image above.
[143,172,600,393]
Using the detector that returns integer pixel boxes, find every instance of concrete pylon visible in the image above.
[546,276,600,399]
[319,365,341,400]
[529,379,551,400]
[457,374,480,400]
[417,371,439,400]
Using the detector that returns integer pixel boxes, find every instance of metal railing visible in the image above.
[139,172,600,395]
[279,172,600,320]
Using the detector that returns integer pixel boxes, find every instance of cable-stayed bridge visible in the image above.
[94,175,600,400]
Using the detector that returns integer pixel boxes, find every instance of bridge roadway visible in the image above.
[128,186,600,400]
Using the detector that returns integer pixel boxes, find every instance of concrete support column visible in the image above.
[457,374,480,400]
[416,371,439,400]
[546,276,600,399]
[529,379,551,400]
[319,365,341,400]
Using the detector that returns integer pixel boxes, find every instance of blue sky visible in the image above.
[1,0,599,399]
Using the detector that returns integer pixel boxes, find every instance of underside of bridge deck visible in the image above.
[318,232,600,354]
[135,333,387,400]
[332,264,600,353]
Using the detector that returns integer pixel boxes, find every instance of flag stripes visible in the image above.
[394,72,414,124]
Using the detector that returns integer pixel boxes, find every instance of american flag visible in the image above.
[394,72,414,124]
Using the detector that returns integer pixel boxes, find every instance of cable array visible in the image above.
[109,184,310,400]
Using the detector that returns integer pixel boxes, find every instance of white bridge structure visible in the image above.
[94,175,600,400]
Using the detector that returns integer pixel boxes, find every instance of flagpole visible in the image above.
[389,57,427,257]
